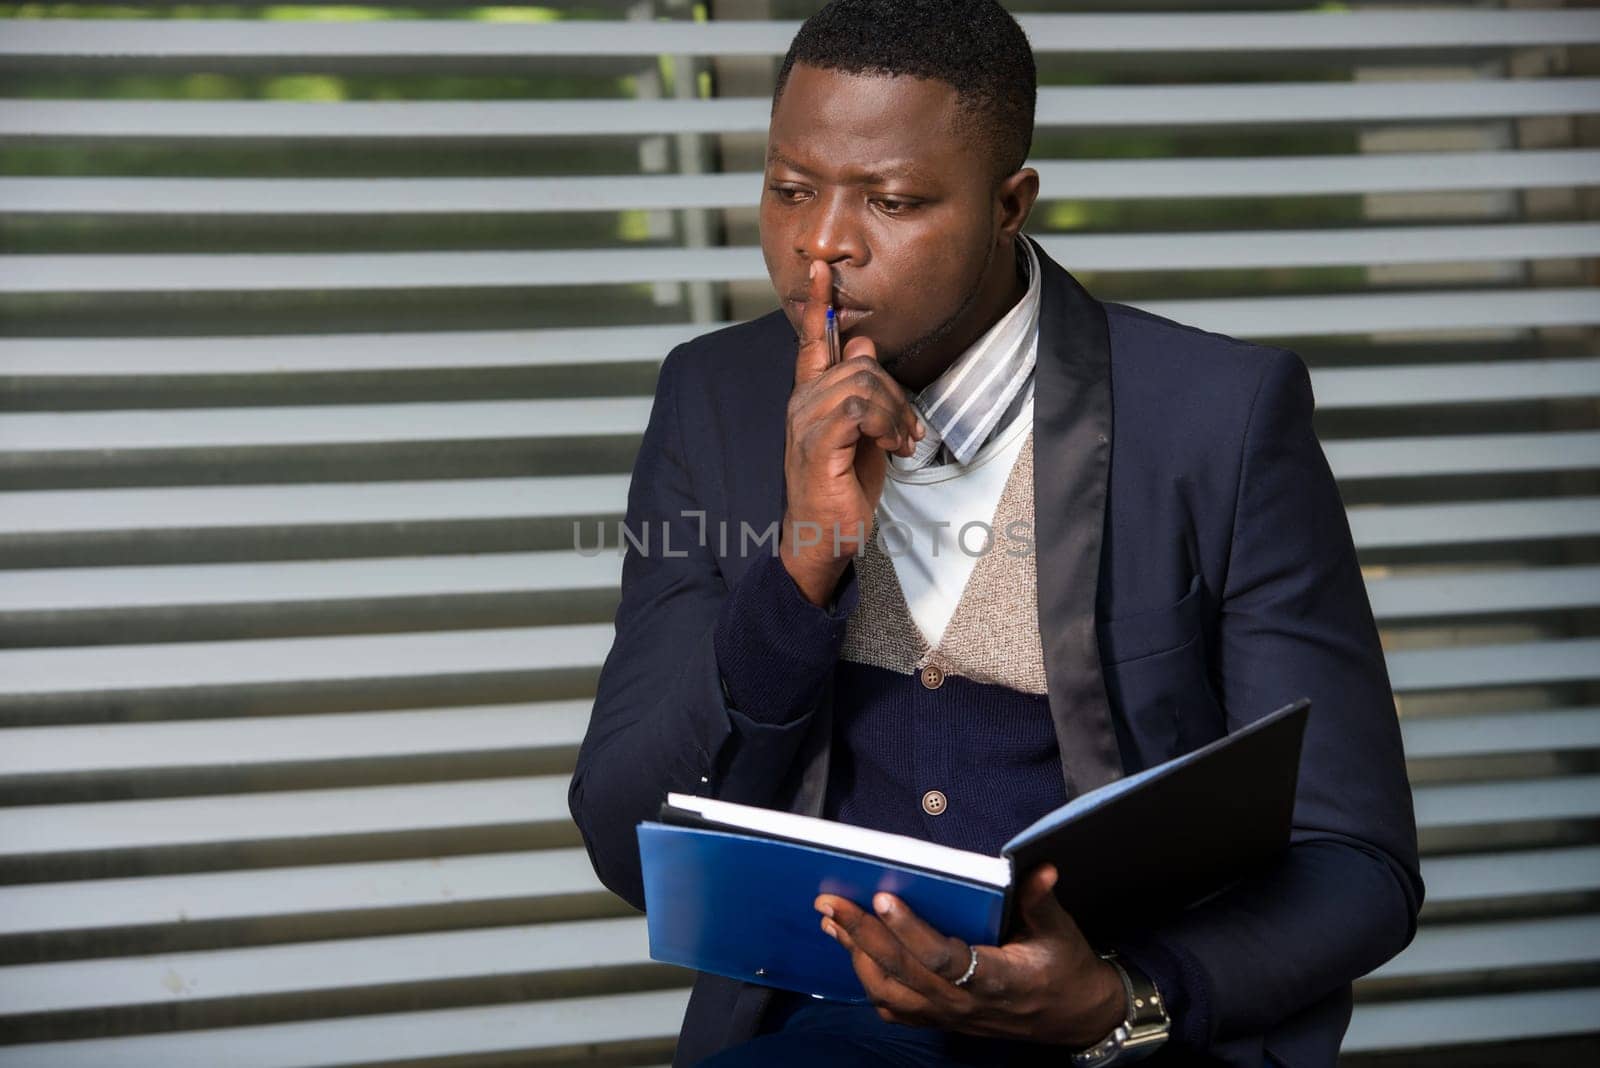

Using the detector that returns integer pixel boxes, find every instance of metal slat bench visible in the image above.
[2,6,1595,1064]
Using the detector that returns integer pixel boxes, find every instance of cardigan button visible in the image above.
[919,664,945,689]
[921,790,948,816]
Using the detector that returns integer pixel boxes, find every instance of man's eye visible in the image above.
[873,198,917,215]
[768,185,809,203]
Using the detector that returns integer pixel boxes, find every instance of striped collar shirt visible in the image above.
[890,236,1041,472]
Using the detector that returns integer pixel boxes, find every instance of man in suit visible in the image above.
[569,1,1423,1064]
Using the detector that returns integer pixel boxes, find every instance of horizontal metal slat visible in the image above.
[3,79,1595,139]
[1313,358,1600,409]
[0,551,623,613]
[1344,987,1600,1052]
[1420,846,1600,904]
[0,323,700,377]
[0,475,631,536]
[1,889,1596,1022]
[6,149,1598,214]
[0,915,650,1016]
[3,842,1588,947]
[1403,708,1600,760]
[0,624,614,701]
[1411,776,1600,828]
[0,326,697,376]
[0,774,570,858]
[1348,498,1600,549]
[1390,638,1600,692]
[1,759,1586,856]
[0,630,1592,714]
[4,12,1597,60]
[0,848,603,939]
[1324,431,1600,479]
[0,987,689,1068]
[0,941,1583,1066]
[1141,286,1600,338]
[9,987,1581,1065]
[1370,914,1600,980]
[0,398,653,451]
[5,486,1592,558]
[6,224,1598,293]
[3,289,1592,379]
[2,696,1593,783]
[0,701,592,778]
[6,404,1594,480]
[1364,565,1600,621]
[5,557,1593,624]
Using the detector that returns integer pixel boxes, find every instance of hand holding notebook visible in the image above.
[637,697,1310,1003]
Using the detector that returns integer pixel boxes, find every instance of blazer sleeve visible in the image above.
[568,344,857,910]
[1114,349,1425,1054]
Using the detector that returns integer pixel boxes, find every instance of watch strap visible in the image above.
[1070,952,1171,1066]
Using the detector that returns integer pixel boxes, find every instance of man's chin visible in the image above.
[874,347,906,375]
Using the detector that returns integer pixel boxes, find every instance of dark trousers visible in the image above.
[695,991,1293,1067]
[694,991,1073,1067]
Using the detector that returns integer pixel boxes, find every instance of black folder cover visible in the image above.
[1000,696,1309,937]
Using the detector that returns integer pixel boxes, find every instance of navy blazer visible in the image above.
[570,240,1423,1067]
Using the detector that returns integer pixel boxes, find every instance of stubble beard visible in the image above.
[875,236,999,384]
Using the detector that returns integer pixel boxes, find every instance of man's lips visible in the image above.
[786,299,873,331]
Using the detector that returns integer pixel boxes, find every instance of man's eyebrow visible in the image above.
[766,148,817,176]
[766,147,929,185]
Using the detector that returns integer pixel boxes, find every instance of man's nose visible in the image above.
[796,192,864,265]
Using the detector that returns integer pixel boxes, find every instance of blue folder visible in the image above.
[637,824,1005,1003]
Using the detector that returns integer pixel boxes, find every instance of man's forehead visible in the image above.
[773,65,962,136]
[767,65,965,182]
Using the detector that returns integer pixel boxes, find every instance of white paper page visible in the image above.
[665,793,1012,888]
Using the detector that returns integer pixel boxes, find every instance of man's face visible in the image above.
[761,63,1010,387]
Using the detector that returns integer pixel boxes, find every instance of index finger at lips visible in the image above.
[794,260,834,388]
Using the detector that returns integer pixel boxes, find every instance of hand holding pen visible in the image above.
[779,259,924,606]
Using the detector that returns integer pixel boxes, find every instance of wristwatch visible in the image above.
[1070,952,1171,1066]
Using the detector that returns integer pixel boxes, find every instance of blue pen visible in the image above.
[826,306,841,368]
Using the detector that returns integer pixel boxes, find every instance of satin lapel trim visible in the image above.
[1028,237,1124,796]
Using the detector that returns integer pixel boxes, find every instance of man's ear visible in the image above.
[995,167,1040,239]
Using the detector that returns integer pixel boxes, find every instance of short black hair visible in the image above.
[773,0,1036,180]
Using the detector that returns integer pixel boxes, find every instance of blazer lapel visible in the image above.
[1029,237,1125,796]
